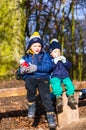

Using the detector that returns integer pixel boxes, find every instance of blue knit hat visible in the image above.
[49,39,61,53]
[27,32,43,50]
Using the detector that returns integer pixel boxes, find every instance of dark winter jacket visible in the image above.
[20,52,53,80]
[51,59,72,79]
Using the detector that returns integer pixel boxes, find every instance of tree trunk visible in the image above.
[0,0,26,79]
[71,0,76,79]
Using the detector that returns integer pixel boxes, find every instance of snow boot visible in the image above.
[27,102,36,118]
[56,97,63,113]
[68,95,77,109]
[46,112,56,129]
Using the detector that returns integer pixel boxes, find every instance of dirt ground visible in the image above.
[0,79,86,130]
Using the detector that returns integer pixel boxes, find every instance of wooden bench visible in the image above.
[0,81,86,127]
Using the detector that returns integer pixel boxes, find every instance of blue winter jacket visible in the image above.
[51,59,72,79]
[20,52,53,80]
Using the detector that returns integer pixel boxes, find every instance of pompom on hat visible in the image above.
[26,32,43,50]
[49,38,61,53]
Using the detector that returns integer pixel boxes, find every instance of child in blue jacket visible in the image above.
[19,32,56,129]
[49,39,77,110]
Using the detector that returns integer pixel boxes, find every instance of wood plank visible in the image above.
[73,81,86,90]
[0,87,26,98]
[0,81,86,98]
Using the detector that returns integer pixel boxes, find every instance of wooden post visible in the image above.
[57,92,79,127]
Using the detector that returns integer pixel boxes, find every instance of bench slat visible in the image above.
[0,87,26,98]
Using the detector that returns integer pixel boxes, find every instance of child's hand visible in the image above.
[60,56,66,63]
[27,64,37,73]
[20,66,27,74]
[53,58,59,64]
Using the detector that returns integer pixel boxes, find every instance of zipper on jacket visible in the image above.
[32,54,34,64]
[32,54,35,78]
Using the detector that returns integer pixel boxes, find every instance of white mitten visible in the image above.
[53,58,59,64]
[60,56,66,63]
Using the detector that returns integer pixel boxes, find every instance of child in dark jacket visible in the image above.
[49,39,77,110]
[19,32,56,129]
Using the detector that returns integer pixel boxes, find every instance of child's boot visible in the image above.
[56,97,63,113]
[27,102,36,118]
[46,112,56,129]
[68,95,77,109]
[56,97,63,107]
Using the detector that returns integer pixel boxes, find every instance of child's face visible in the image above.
[50,48,61,58]
[30,42,42,54]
